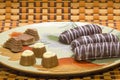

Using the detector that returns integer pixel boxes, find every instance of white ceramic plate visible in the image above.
[0,22,120,76]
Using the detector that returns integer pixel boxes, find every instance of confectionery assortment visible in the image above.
[3,28,39,53]
[59,24,120,60]
[19,43,58,67]
[2,24,120,68]
[3,28,58,68]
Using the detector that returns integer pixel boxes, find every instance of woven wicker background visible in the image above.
[0,0,120,79]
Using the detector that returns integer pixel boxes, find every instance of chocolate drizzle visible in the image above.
[74,42,120,61]
[71,33,119,49]
[59,24,102,44]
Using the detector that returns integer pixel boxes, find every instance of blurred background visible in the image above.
[0,0,120,32]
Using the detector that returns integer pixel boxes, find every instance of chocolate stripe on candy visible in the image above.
[59,24,102,44]
[74,42,120,61]
[71,33,119,49]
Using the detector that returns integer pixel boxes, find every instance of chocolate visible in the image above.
[59,24,102,44]
[71,33,119,49]
[74,42,120,61]
[17,34,35,46]
[32,43,46,58]
[3,37,23,52]
[3,28,40,53]
[20,50,36,66]
[3,34,35,52]
[41,52,58,68]
[24,28,39,41]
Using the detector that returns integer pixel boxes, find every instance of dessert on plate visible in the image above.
[3,37,23,52]
[71,33,119,49]
[24,28,39,41]
[20,50,36,66]
[17,34,35,46]
[32,43,46,58]
[41,51,58,68]
[59,23,120,61]
[59,24,102,44]
[74,42,120,61]
[3,28,39,53]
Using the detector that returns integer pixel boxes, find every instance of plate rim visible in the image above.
[1,60,120,77]
[0,22,120,76]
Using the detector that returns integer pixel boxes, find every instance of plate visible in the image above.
[0,22,120,76]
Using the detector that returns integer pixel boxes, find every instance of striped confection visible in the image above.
[71,33,119,49]
[74,42,120,61]
[59,24,102,44]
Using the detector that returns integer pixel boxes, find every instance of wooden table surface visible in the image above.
[0,0,120,79]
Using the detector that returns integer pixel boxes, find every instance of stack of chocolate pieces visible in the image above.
[3,28,39,53]
[59,24,120,61]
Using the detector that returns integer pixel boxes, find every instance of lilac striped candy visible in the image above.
[71,33,119,49]
[59,24,102,44]
[74,42,120,61]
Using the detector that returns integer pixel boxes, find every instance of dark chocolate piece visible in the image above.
[71,33,119,49]
[59,24,102,44]
[74,42,120,61]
